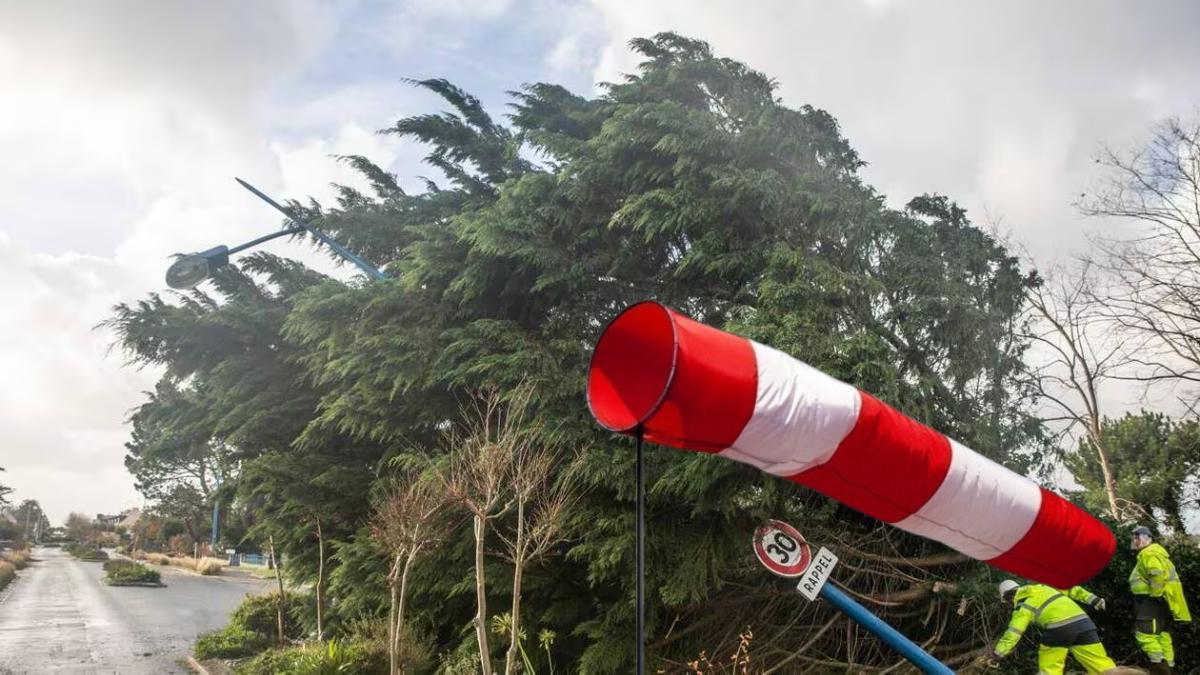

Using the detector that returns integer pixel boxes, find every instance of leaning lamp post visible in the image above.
[165,178,386,289]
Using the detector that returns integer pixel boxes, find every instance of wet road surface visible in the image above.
[0,547,272,674]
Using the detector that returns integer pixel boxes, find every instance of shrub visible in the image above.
[1,549,31,570]
[234,639,385,675]
[191,592,308,663]
[230,592,306,640]
[103,559,161,585]
[66,544,108,561]
[196,557,223,575]
[340,617,424,673]
[194,625,269,660]
[0,560,15,591]
[234,649,295,674]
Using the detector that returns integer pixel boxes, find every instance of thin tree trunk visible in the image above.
[1088,426,1122,520]
[505,500,526,675]
[268,536,286,647]
[472,514,493,675]
[398,550,415,634]
[393,549,417,673]
[388,553,402,675]
[315,519,325,641]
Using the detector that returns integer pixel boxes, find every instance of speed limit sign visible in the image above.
[752,519,812,577]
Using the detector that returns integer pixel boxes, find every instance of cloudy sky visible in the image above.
[2,1,1199,523]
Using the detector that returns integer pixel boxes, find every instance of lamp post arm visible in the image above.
[235,177,387,281]
[227,226,306,256]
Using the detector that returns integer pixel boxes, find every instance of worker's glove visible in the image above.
[982,654,1002,669]
[1094,598,1106,611]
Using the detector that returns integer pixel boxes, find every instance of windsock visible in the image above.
[586,301,1115,588]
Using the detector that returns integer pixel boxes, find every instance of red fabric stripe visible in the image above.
[986,488,1116,587]
[788,392,953,523]
[641,311,758,453]
[588,302,679,431]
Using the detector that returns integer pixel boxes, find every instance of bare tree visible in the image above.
[496,440,584,675]
[1082,116,1200,411]
[371,469,453,675]
[440,389,528,675]
[1023,262,1124,519]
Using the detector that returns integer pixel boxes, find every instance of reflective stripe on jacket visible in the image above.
[994,584,1096,657]
[1130,542,1191,622]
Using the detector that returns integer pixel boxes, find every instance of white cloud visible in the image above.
[0,234,153,522]
[0,1,387,522]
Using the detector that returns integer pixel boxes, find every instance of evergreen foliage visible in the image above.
[1068,412,1200,533]
[110,33,1074,671]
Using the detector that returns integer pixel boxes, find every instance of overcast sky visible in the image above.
[2,1,1199,523]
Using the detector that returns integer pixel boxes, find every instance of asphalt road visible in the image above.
[0,547,272,674]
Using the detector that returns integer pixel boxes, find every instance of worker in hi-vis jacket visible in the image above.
[1129,525,1191,674]
[986,580,1115,674]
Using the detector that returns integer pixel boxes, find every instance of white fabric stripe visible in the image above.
[893,439,1042,560]
[719,341,861,476]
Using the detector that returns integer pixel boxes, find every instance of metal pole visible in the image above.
[210,470,222,552]
[235,178,386,280]
[818,582,953,675]
[226,225,306,255]
[635,426,646,675]
[211,502,220,550]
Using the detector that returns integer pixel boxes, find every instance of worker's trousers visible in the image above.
[1135,630,1175,666]
[1037,641,1116,675]
[1135,595,1176,666]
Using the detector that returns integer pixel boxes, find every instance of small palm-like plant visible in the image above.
[537,630,556,675]
[490,614,534,674]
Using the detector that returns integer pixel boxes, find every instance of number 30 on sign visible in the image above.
[752,520,812,577]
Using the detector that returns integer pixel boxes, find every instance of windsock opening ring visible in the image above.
[588,301,760,452]
[587,301,679,433]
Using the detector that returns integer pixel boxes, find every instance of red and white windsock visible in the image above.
[586,301,1115,588]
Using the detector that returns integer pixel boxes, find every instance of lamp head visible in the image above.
[166,246,230,289]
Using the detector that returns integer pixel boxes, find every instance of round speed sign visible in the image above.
[752,520,812,577]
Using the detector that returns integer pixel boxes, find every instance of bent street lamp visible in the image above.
[165,178,386,290]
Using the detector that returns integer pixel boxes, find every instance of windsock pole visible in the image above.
[635,426,646,675]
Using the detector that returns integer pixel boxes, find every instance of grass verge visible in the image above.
[138,551,224,575]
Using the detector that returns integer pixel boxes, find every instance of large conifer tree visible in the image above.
[111,33,1047,672]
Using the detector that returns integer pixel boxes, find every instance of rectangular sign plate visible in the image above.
[796,546,838,601]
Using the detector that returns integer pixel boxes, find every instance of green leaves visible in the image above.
[1069,413,1200,532]
[111,31,1045,672]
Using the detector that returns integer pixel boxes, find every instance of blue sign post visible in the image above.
[819,583,953,674]
[753,521,954,675]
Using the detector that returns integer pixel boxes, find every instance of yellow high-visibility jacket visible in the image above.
[994,584,1099,657]
[1130,542,1191,622]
